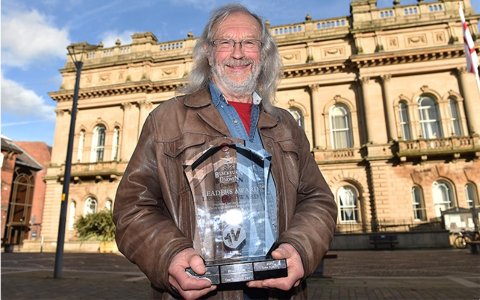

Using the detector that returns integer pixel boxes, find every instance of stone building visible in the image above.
[1,137,51,250]
[43,0,479,246]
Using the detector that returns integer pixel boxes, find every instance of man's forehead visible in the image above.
[212,12,261,37]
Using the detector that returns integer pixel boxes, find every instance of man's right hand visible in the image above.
[168,248,217,299]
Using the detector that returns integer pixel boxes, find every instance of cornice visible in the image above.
[49,80,180,102]
[283,59,351,78]
[49,43,478,100]
[350,44,469,68]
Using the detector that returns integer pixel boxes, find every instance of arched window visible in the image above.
[399,101,412,140]
[432,180,454,217]
[418,95,443,139]
[9,173,34,224]
[111,127,120,161]
[4,172,35,245]
[449,98,463,136]
[411,186,426,221]
[337,186,359,222]
[84,197,98,215]
[68,201,76,230]
[91,125,106,162]
[106,200,113,211]
[77,130,85,162]
[465,183,478,209]
[330,104,353,149]
[288,107,304,129]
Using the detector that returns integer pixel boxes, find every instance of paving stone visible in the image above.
[2,249,479,299]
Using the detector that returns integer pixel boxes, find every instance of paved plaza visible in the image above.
[1,249,479,299]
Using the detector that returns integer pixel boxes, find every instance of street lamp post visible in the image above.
[54,42,98,279]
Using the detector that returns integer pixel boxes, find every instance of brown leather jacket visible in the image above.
[113,89,337,299]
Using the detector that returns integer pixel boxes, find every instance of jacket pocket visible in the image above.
[163,134,206,194]
[277,140,300,189]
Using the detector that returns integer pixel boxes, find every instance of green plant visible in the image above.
[74,210,116,241]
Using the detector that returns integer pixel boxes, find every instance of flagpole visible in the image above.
[460,4,480,98]
[475,72,480,97]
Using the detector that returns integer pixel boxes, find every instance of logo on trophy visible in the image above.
[183,137,288,284]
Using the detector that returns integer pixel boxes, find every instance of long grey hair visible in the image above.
[178,3,282,115]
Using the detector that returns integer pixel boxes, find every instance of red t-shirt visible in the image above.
[229,101,253,136]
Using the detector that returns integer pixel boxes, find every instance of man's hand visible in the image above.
[246,243,304,290]
[168,248,216,299]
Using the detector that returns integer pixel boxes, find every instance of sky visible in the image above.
[2,0,480,146]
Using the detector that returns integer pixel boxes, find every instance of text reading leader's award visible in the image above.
[183,137,287,285]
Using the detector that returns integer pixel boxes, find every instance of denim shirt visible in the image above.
[209,82,277,257]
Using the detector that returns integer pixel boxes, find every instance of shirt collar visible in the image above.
[209,82,262,106]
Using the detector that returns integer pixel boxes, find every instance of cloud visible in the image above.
[1,73,57,122]
[99,30,135,48]
[1,8,70,68]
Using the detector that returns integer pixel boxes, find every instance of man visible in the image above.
[113,3,337,299]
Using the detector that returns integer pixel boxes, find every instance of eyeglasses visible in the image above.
[211,39,262,52]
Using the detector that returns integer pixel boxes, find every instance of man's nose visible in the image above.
[231,42,245,58]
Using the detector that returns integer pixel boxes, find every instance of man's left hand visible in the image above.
[246,243,304,290]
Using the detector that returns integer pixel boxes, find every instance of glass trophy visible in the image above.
[183,137,287,284]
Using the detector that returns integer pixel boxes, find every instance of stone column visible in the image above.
[359,76,388,144]
[457,67,479,135]
[380,74,397,141]
[137,100,153,138]
[308,84,322,149]
[51,109,71,165]
[121,102,135,161]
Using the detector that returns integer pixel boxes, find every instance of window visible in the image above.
[111,127,120,161]
[68,201,76,230]
[399,101,412,140]
[411,186,426,221]
[449,99,463,136]
[338,186,359,222]
[91,125,106,162]
[465,183,478,209]
[432,180,454,217]
[106,200,113,211]
[84,197,98,215]
[77,130,85,162]
[4,172,34,245]
[418,95,443,139]
[288,107,304,129]
[330,104,353,149]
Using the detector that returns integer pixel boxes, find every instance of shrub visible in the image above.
[74,210,116,241]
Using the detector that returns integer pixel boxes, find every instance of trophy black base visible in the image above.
[186,257,288,285]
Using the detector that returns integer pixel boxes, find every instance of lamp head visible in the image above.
[67,42,99,64]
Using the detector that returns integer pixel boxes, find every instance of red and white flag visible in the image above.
[459,6,479,77]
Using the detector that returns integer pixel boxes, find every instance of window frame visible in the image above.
[84,197,98,216]
[91,125,106,162]
[337,185,360,223]
[330,104,353,149]
[399,101,412,140]
[411,186,427,221]
[417,95,443,139]
[448,98,463,137]
[432,180,455,217]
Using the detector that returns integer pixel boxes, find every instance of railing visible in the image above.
[159,41,184,52]
[74,0,454,64]
[316,17,348,30]
[337,219,444,234]
[272,24,304,36]
[314,148,362,162]
[71,161,119,173]
[398,136,477,155]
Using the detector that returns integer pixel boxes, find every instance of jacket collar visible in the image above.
[183,88,212,108]
[182,87,279,136]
